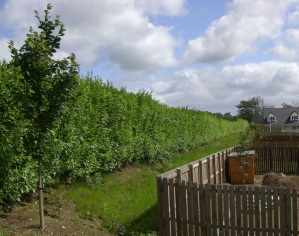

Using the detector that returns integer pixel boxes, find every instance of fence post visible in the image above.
[188,164,194,183]
[224,150,230,183]
[177,168,182,182]
[212,154,217,184]
[199,160,203,184]
[218,152,222,184]
[193,182,200,236]
[187,181,194,236]
[162,178,171,236]
[156,176,165,236]
[169,179,176,235]
[175,179,182,235]
[207,157,211,184]
[199,184,206,235]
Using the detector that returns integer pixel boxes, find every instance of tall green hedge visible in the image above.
[0,62,37,209]
[0,66,248,209]
[45,75,247,179]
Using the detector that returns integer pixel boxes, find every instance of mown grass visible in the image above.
[66,133,239,235]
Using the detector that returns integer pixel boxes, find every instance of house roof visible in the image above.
[263,107,299,126]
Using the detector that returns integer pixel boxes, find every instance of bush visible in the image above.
[0,68,248,210]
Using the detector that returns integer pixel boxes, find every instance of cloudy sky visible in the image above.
[1,0,299,114]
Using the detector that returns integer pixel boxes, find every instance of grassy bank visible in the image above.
[67,133,239,235]
[0,133,239,235]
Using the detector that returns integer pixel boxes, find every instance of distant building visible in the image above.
[263,107,299,132]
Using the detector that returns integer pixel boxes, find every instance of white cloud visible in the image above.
[183,0,298,64]
[107,24,178,71]
[0,0,40,30]
[0,38,11,61]
[135,0,187,16]
[151,61,299,114]
[2,0,299,114]
[285,28,299,47]
[268,27,299,60]
[287,6,299,25]
[269,42,298,60]
[0,0,180,72]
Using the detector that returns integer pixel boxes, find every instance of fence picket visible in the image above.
[187,181,194,236]
[242,185,248,235]
[286,188,292,236]
[254,186,261,236]
[229,185,236,236]
[266,187,273,236]
[182,181,188,236]
[292,189,298,236]
[217,185,224,235]
[193,182,200,236]
[273,188,279,236]
[207,157,211,184]
[223,185,230,236]
[236,186,242,235]
[199,184,206,236]
[218,152,222,184]
[205,184,211,236]
[260,187,267,236]
[255,145,299,175]
[279,188,286,236]
[248,186,254,236]
[162,178,171,236]
[212,154,217,185]
[175,179,182,235]
[169,179,176,235]
[157,146,299,236]
[211,185,217,235]
[156,176,164,236]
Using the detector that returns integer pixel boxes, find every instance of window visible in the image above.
[291,115,299,121]
[267,116,276,122]
[292,126,299,130]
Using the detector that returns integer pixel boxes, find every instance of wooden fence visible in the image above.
[156,147,236,236]
[254,146,299,175]
[156,181,299,236]
[252,132,299,175]
[157,145,299,235]
[157,147,236,185]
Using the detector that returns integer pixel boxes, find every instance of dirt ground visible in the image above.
[254,173,299,189]
[0,188,114,236]
[0,173,298,235]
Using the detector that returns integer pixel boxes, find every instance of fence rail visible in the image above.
[157,144,299,235]
[158,147,236,184]
[254,146,299,175]
[156,181,299,236]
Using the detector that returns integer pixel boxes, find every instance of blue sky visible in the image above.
[1,0,299,114]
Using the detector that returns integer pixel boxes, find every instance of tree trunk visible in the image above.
[38,157,45,230]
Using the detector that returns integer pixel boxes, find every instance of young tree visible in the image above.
[236,96,264,123]
[8,4,79,229]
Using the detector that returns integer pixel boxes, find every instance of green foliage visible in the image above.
[46,76,248,178]
[0,6,248,211]
[235,127,256,183]
[0,4,79,210]
[237,127,255,154]
[67,134,240,235]
[0,62,36,210]
[0,64,248,209]
[236,96,264,124]
[8,4,79,160]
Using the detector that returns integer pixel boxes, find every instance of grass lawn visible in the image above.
[67,133,239,235]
